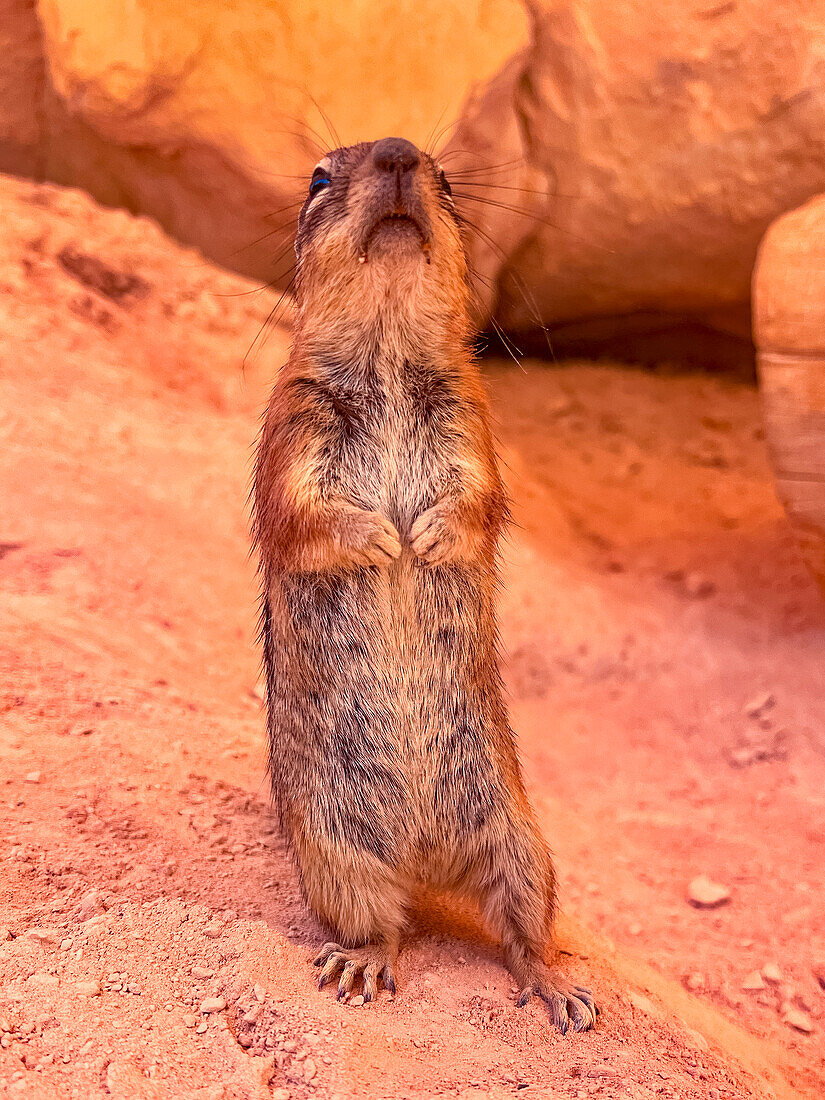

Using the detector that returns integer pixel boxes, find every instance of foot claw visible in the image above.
[516,970,597,1034]
[313,942,343,967]
[336,960,360,1000]
[312,943,397,1003]
[380,966,396,995]
[317,952,346,989]
[362,964,379,1003]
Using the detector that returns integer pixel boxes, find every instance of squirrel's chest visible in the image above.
[336,384,451,534]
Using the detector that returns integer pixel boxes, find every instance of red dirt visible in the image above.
[0,177,823,1100]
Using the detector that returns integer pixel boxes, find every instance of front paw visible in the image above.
[337,509,402,568]
[410,504,463,565]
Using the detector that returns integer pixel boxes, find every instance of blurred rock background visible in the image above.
[3,0,825,364]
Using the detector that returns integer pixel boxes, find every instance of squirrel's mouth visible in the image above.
[359,212,430,262]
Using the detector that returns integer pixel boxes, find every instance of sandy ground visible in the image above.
[0,177,823,1100]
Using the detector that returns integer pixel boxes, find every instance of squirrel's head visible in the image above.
[293,138,470,356]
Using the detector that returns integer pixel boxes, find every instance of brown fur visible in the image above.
[252,138,596,1031]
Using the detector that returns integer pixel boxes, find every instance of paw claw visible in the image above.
[381,968,396,996]
[518,971,597,1034]
[312,944,396,1002]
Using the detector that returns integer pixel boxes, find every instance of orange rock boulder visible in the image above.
[753,195,825,587]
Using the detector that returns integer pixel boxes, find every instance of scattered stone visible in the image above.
[762,963,783,984]
[199,996,227,1014]
[783,1007,814,1034]
[628,992,656,1015]
[687,875,731,909]
[742,971,765,991]
[684,572,715,599]
[203,923,224,939]
[684,1028,710,1052]
[75,980,101,997]
[0,928,11,941]
[628,923,643,936]
[350,995,364,1007]
[24,927,59,945]
[76,890,106,922]
[303,1058,317,1081]
[191,966,213,980]
[196,1021,208,1034]
[60,938,72,951]
[684,972,704,991]
[29,972,59,987]
[743,692,775,717]
[25,772,41,784]
[271,1090,291,1100]
[182,1014,198,1028]
[68,723,95,736]
[238,1033,253,1048]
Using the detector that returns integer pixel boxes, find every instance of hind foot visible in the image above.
[517,967,597,1034]
[313,941,397,1003]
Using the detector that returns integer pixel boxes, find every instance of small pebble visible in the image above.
[684,973,704,991]
[303,1058,317,1081]
[238,1033,252,1048]
[743,692,775,717]
[271,1090,291,1100]
[25,772,41,784]
[199,996,226,1014]
[350,995,364,1007]
[25,927,59,945]
[687,875,731,909]
[29,972,59,988]
[203,923,223,939]
[762,963,783,984]
[813,963,825,991]
[182,1014,198,1028]
[628,991,655,1015]
[76,890,105,922]
[685,1027,710,1051]
[684,572,715,599]
[75,981,101,997]
[782,1007,814,1034]
[196,1021,208,1034]
[742,971,765,991]
[191,966,213,980]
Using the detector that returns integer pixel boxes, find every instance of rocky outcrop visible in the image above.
[3,0,825,355]
[446,0,825,345]
[753,195,825,587]
[0,0,527,280]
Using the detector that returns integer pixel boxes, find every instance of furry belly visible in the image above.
[265,558,503,864]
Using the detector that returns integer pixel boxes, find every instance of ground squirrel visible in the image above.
[253,137,596,1033]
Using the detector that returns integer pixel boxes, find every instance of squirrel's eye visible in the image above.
[439,170,452,198]
[309,174,331,197]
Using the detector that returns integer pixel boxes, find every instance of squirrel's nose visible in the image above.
[372,137,420,175]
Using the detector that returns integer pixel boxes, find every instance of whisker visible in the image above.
[424,105,451,158]
[457,212,555,361]
[306,97,343,151]
[244,272,298,370]
[451,181,572,201]
[455,192,612,254]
